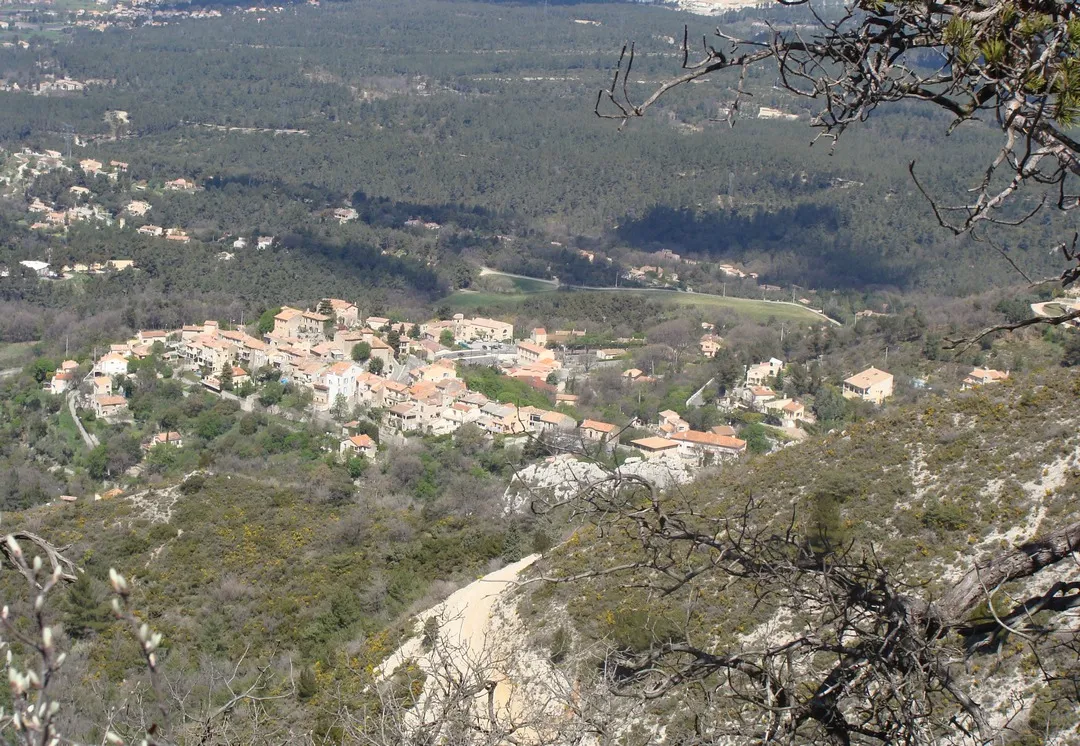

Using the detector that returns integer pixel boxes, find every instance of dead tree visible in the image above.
[532,475,1080,744]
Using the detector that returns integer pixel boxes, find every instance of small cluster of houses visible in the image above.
[9,148,209,241]
[628,410,747,464]
[8,258,135,279]
[718,264,758,280]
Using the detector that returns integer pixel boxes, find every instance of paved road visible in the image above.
[67,394,99,449]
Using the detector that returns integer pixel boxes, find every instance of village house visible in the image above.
[547,329,587,345]
[181,335,236,374]
[478,402,526,436]
[69,185,91,199]
[538,410,576,433]
[657,409,690,436]
[842,367,894,404]
[632,436,681,460]
[700,334,723,358]
[94,351,129,378]
[516,341,555,365]
[333,207,358,224]
[137,225,164,237]
[19,260,51,277]
[108,260,135,271]
[595,349,626,361]
[340,433,377,459]
[325,298,359,327]
[963,367,1009,389]
[746,358,784,386]
[422,314,514,344]
[165,178,196,191]
[93,394,128,420]
[410,361,457,383]
[461,315,514,343]
[744,385,777,410]
[321,361,364,408]
[46,370,75,395]
[530,328,548,346]
[137,330,170,346]
[79,159,103,175]
[404,338,446,362]
[257,236,274,250]
[273,307,331,341]
[670,430,747,460]
[127,200,151,216]
[762,398,807,427]
[143,431,183,450]
[387,402,423,433]
[579,419,618,445]
[165,228,190,243]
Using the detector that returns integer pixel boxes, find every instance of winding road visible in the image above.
[68,394,99,449]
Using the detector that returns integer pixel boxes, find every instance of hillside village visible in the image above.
[37,295,1018,491]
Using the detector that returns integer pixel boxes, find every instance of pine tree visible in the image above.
[64,573,107,639]
[219,364,233,392]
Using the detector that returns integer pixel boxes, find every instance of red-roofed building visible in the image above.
[340,433,377,459]
[671,430,747,458]
[580,419,617,443]
[631,436,680,460]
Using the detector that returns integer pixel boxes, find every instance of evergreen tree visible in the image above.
[64,573,107,639]
[219,364,233,392]
[351,342,371,362]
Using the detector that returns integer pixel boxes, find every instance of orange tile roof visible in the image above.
[632,436,679,451]
[671,430,746,450]
[580,419,617,434]
[844,367,892,388]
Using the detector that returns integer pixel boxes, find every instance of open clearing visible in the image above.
[0,342,37,369]
[444,285,829,324]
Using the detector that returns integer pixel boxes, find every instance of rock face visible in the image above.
[375,554,579,744]
[503,452,696,512]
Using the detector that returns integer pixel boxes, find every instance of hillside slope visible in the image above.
[511,368,1080,744]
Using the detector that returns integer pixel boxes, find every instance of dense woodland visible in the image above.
[0,0,1070,323]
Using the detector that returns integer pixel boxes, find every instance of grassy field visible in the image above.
[0,342,37,369]
[443,287,828,324]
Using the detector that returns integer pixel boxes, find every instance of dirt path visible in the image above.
[376,553,540,680]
